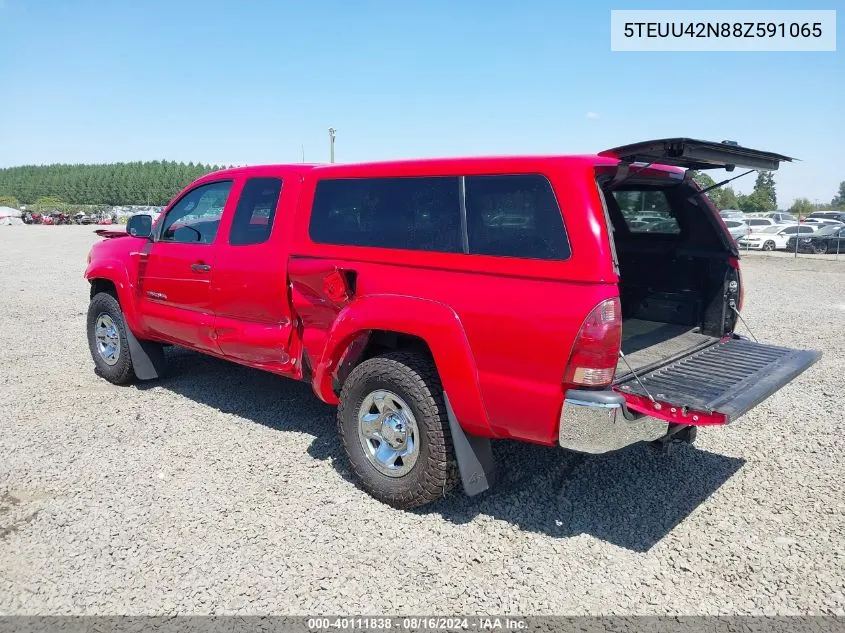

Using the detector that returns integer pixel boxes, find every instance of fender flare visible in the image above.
[84,259,143,338]
[314,294,493,438]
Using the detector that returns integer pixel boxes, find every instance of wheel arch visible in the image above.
[313,295,493,437]
[85,260,142,333]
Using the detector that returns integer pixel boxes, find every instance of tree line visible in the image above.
[0,161,225,208]
[691,171,845,215]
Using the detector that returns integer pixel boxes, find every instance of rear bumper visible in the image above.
[559,389,669,454]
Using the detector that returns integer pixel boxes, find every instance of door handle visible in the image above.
[191,263,212,273]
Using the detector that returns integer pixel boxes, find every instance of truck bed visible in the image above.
[615,336,821,422]
[616,319,716,380]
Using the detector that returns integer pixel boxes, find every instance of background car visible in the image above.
[786,224,845,254]
[807,211,845,223]
[746,217,778,232]
[737,224,817,250]
[765,211,799,224]
[801,218,843,228]
[723,219,750,240]
[719,209,745,221]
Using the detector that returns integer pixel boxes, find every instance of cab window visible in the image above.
[229,177,283,246]
[159,181,233,244]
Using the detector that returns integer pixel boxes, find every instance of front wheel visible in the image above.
[86,292,137,384]
[337,351,459,509]
[814,242,828,254]
[762,241,776,251]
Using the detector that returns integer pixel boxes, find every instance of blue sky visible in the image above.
[0,0,841,206]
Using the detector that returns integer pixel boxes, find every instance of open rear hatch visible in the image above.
[597,137,813,426]
[615,337,820,425]
[599,137,795,171]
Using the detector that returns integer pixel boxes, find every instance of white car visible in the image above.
[737,224,817,251]
[723,219,750,240]
[632,214,666,223]
[764,211,798,224]
[745,217,778,233]
[719,209,745,221]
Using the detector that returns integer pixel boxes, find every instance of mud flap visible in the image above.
[443,392,496,496]
[125,326,167,380]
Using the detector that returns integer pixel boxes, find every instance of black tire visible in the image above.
[337,351,459,509]
[814,242,828,254]
[86,292,136,384]
[763,241,776,251]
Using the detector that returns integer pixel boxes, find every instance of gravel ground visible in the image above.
[0,226,843,615]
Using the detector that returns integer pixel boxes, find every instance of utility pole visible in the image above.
[328,127,336,163]
[301,144,305,163]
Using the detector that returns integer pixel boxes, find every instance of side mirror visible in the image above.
[127,214,153,238]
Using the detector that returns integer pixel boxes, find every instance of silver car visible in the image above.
[723,219,750,241]
[719,209,745,221]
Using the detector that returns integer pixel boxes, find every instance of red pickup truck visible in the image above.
[85,138,820,509]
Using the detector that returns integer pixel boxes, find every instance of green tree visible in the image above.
[831,181,845,209]
[690,170,740,210]
[0,161,222,206]
[691,170,716,190]
[0,194,20,208]
[710,187,740,211]
[35,195,66,211]
[789,197,815,218]
[751,171,777,211]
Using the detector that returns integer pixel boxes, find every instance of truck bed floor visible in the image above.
[616,319,716,380]
[615,337,821,421]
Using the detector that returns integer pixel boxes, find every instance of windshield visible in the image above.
[758,225,785,234]
[815,225,842,236]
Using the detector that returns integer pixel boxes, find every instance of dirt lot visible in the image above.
[1,226,843,615]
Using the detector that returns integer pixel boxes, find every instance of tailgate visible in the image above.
[615,338,821,425]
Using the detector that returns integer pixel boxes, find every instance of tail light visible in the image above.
[563,297,622,387]
[728,257,744,311]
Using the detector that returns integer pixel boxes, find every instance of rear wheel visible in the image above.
[814,242,828,254]
[762,240,776,251]
[337,351,459,509]
[86,292,136,384]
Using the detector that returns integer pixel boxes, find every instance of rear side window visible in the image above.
[310,177,462,253]
[612,190,681,235]
[464,174,570,260]
[229,177,283,246]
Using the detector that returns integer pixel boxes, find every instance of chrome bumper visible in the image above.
[559,389,669,454]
